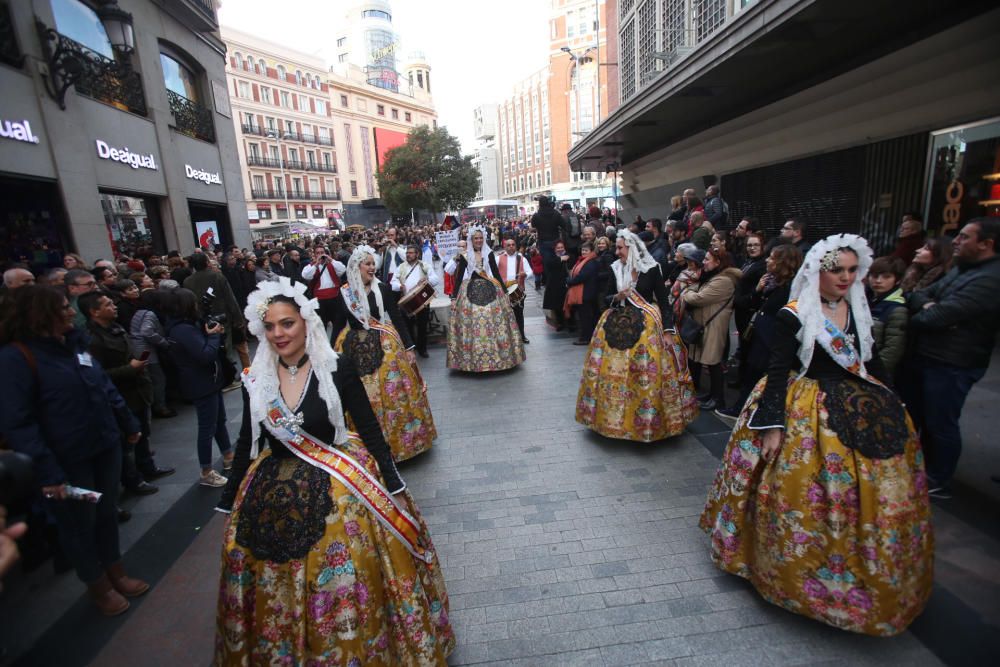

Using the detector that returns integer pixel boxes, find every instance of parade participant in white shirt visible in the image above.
[492,236,533,344]
[300,248,348,340]
[391,244,441,358]
[377,227,407,284]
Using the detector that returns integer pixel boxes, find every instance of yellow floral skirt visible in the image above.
[699,376,934,636]
[575,303,698,442]
[334,325,437,461]
[215,440,455,666]
[447,275,525,372]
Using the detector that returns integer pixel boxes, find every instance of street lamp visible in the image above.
[266,130,292,227]
[563,45,597,209]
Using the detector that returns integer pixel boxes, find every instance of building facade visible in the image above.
[571,0,1000,248]
[471,104,502,201]
[223,27,342,236]
[223,25,437,234]
[1,0,248,267]
[497,0,614,211]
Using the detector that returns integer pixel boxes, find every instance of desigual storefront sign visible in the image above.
[185,164,222,185]
[95,139,158,170]
[0,118,40,144]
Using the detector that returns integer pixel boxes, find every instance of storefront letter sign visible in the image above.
[0,118,40,144]
[95,139,158,170]
[185,164,222,185]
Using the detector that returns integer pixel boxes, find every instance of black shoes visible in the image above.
[152,408,178,419]
[572,340,588,346]
[522,337,530,344]
[417,350,429,358]
[698,398,718,411]
[141,466,176,481]
[125,481,159,496]
[117,507,132,523]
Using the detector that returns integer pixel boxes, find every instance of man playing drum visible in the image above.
[492,235,533,344]
[392,244,441,358]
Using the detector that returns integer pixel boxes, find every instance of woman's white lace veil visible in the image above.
[243,277,348,457]
[612,228,659,292]
[788,233,875,376]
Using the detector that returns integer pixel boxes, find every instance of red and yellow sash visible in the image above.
[782,300,883,388]
[627,290,664,332]
[265,401,432,563]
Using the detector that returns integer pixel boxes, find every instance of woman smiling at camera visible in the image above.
[214,277,454,666]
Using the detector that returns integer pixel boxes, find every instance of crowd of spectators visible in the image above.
[1,188,998,605]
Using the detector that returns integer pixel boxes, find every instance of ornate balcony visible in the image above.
[251,188,340,201]
[247,155,283,168]
[36,28,146,115]
[240,123,334,148]
[0,1,22,67]
[167,90,215,143]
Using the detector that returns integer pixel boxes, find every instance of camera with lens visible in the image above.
[201,287,227,327]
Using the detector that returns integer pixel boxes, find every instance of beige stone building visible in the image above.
[222,26,436,234]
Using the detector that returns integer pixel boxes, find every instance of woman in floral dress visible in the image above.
[700,234,933,636]
[575,229,698,441]
[334,246,436,461]
[444,225,525,372]
[215,277,454,665]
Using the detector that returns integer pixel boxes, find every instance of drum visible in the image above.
[398,281,435,316]
[507,284,526,306]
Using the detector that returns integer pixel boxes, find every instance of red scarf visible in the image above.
[563,255,594,317]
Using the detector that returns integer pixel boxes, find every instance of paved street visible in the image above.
[4,290,999,666]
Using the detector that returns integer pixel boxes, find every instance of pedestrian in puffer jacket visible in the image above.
[867,256,909,376]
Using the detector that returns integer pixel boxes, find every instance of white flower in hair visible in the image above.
[244,276,320,338]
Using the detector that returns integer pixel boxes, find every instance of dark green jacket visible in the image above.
[86,320,153,412]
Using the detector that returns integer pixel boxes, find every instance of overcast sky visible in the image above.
[219,0,551,153]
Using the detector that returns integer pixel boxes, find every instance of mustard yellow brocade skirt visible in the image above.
[700,376,934,636]
[334,325,437,461]
[575,304,698,442]
[215,439,455,666]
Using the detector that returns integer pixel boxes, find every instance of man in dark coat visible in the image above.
[78,292,174,494]
[905,217,1000,497]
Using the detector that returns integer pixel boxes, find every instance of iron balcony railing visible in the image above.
[247,156,338,174]
[247,155,283,168]
[240,123,334,147]
[167,90,215,142]
[250,188,340,201]
[42,30,146,115]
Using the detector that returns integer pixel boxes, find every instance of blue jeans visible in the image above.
[192,391,232,469]
[908,359,986,486]
[45,445,121,583]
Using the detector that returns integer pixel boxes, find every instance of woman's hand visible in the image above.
[406,349,416,364]
[129,358,148,370]
[41,484,68,501]
[205,322,225,335]
[760,429,783,462]
[756,275,768,292]
[614,289,630,303]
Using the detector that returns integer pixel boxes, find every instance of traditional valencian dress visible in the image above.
[700,299,934,636]
[575,236,698,441]
[214,361,454,665]
[444,249,525,372]
[335,279,436,461]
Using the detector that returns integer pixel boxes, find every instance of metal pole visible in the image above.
[595,0,601,122]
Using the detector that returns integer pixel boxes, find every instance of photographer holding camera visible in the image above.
[182,253,247,377]
[301,247,348,340]
[162,289,233,488]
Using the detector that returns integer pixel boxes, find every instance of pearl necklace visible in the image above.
[279,354,309,384]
